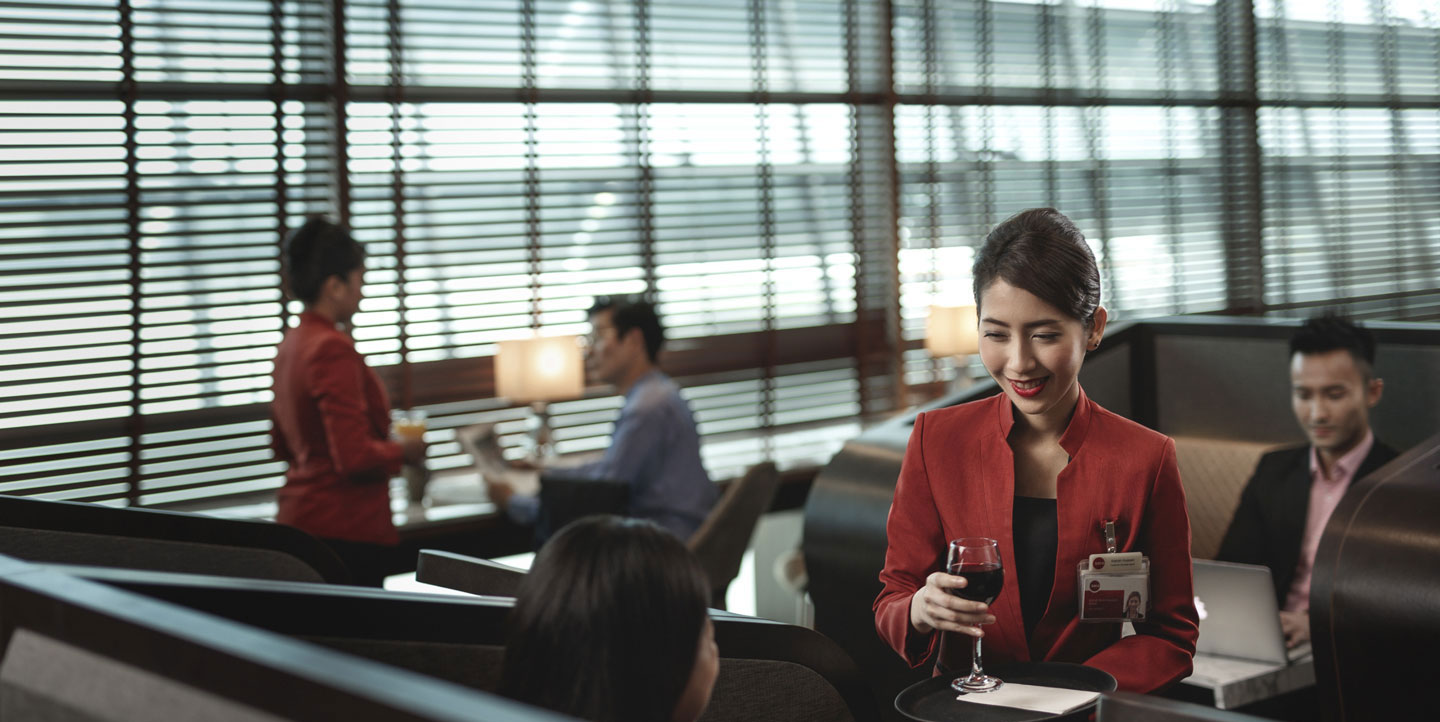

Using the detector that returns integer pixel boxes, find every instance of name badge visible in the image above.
[1088,552,1143,573]
[1076,521,1151,622]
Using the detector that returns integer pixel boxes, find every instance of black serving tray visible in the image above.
[895,662,1117,722]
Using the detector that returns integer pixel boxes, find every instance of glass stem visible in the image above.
[971,634,984,679]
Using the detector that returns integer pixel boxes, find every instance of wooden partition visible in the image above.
[63,564,882,722]
[0,494,351,584]
[0,555,570,722]
[1311,432,1440,722]
[802,315,1440,717]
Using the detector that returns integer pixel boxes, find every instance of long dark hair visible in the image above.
[972,208,1101,327]
[282,216,365,305]
[499,516,711,722]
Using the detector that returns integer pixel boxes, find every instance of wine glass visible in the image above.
[948,537,1004,693]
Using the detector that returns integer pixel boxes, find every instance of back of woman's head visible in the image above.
[499,516,711,722]
[283,216,365,305]
[972,208,1101,327]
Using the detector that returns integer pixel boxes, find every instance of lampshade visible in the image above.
[495,335,585,403]
[925,304,979,357]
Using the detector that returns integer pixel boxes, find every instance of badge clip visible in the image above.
[1078,518,1151,622]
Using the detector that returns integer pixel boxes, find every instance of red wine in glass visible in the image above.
[947,538,1004,694]
[949,563,1004,605]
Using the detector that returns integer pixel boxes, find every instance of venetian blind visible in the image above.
[0,0,897,509]
[1257,0,1440,320]
[3,0,1438,510]
[0,0,335,507]
[339,0,897,487]
[892,0,1244,395]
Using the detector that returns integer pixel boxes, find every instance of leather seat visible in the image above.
[688,462,781,609]
[1310,432,1440,722]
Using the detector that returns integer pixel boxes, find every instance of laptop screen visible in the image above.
[1192,560,1289,665]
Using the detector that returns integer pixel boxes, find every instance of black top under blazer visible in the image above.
[1216,440,1399,606]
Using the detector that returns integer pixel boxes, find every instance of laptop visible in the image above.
[1192,559,1311,665]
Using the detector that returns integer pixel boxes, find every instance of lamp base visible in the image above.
[528,401,555,463]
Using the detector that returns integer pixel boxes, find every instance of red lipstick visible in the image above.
[1009,377,1047,398]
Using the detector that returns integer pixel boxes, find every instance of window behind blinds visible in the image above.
[0,0,332,507]
[2,0,1438,510]
[337,0,896,492]
[0,0,897,510]
[1257,0,1440,320]
[892,0,1243,390]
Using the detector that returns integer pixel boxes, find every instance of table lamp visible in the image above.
[495,335,585,460]
[925,304,980,391]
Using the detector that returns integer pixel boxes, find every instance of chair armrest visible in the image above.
[415,549,527,597]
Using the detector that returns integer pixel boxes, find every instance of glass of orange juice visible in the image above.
[391,409,427,443]
[391,409,429,504]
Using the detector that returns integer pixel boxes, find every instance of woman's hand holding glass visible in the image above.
[391,410,428,466]
[909,570,997,638]
[391,410,430,504]
[947,538,1004,693]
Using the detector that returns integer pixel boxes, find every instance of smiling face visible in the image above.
[978,279,1106,428]
[1290,348,1382,460]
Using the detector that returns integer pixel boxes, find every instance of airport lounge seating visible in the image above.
[0,554,570,722]
[66,564,882,722]
[1310,431,1440,722]
[416,548,527,597]
[689,462,781,609]
[420,462,781,609]
[0,494,350,584]
[803,316,1440,713]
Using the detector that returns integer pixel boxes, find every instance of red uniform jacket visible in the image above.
[270,310,403,545]
[874,389,1198,693]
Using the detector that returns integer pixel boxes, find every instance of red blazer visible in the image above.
[874,389,1198,693]
[270,311,403,545]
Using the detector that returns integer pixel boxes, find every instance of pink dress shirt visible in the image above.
[1282,430,1375,612]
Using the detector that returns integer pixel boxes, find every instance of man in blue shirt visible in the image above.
[482,297,718,540]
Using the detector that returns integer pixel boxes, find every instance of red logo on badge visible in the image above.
[1093,557,1106,570]
[1089,580,1101,592]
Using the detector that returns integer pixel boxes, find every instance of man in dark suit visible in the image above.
[1218,313,1396,649]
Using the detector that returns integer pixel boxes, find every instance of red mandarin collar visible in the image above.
[298,309,337,328]
[994,384,1095,458]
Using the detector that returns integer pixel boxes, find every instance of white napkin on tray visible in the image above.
[955,683,1099,715]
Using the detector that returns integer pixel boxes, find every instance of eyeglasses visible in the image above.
[583,326,614,348]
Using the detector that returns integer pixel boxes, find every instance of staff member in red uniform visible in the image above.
[874,208,1198,693]
[270,218,424,577]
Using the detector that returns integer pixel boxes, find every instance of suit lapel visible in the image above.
[1354,441,1397,482]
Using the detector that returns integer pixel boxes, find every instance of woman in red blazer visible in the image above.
[874,208,1198,693]
[270,218,424,548]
